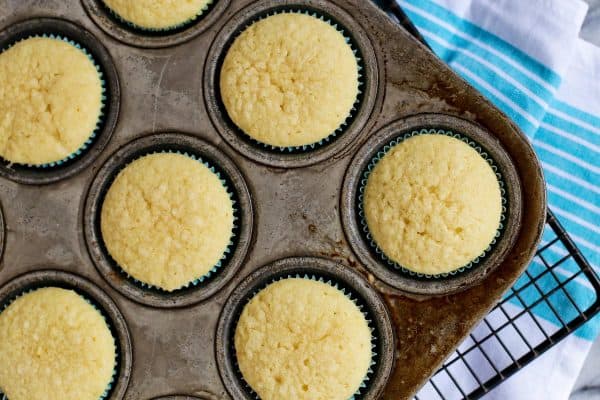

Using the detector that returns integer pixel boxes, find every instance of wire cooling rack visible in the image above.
[373,1,600,398]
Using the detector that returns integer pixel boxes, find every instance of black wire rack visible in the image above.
[373,1,600,399]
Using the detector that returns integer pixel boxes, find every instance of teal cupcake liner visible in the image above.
[0,286,118,400]
[102,149,239,293]
[0,34,106,169]
[102,0,215,33]
[231,274,377,400]
[224,8,365,154]
[357,128,508,280]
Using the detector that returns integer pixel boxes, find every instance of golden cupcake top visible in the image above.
[101,153,234,291]
[103,0,213,29]
[0,287,116,400]
[220,13,359,148]
[364,134,502,275]
[0,37,103,165]
[235,278,372,400]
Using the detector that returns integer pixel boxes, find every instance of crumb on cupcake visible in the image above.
[235,278,372,400]
[220,13,359,148]
[364,134,502,275]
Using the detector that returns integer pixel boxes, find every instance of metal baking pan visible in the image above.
[0,0,546,399]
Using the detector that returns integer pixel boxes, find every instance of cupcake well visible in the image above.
[218,7,366,154]
[358,128,508,280]
[0,34,107,169]
[0,17,120,185]
[216,257,396,400]
[0,271,126,400]
[203,0,379,169]
[99,149,239,293]
[84,133,254,308]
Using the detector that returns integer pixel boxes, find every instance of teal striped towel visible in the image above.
[397,0,600,398]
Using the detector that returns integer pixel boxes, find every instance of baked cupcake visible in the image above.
[0,287,116,400]
[102,0,213,31]
[363,133,502,275]
[100,152,234,291]
[220,12,359,149]
[0,37,103,166]
[234,278,372,400]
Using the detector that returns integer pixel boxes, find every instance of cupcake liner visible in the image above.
[102,0,215,33]
[230,274,378,400]
[100,149,239,293]
[222,8,365,154]
[0,286,118,400]
[357,128,508,280]
[0,34,106,169]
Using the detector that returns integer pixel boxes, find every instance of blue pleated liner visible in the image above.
[229,273,380,400]
[219,7,365,154]
[357,128,508,280]
[0,285,118,400]
[0,34,106,169]
[101,0,216,33]
[99,149,240,294]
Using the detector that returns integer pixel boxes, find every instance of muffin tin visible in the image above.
[0,0,546,399]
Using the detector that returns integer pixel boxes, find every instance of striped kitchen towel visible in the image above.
[396,0,600,398]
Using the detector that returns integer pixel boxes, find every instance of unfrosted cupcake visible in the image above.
[0,37,103,165]
[0,287,116,400]
[100,152,234,291]
[234,278,372,400]
[102,0,213,30]
[363,133,502,275]
[220,13,359,148]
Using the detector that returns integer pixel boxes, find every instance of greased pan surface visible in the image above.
[0,1,545,399]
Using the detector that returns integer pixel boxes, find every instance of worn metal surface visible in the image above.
[0,0,546,399]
